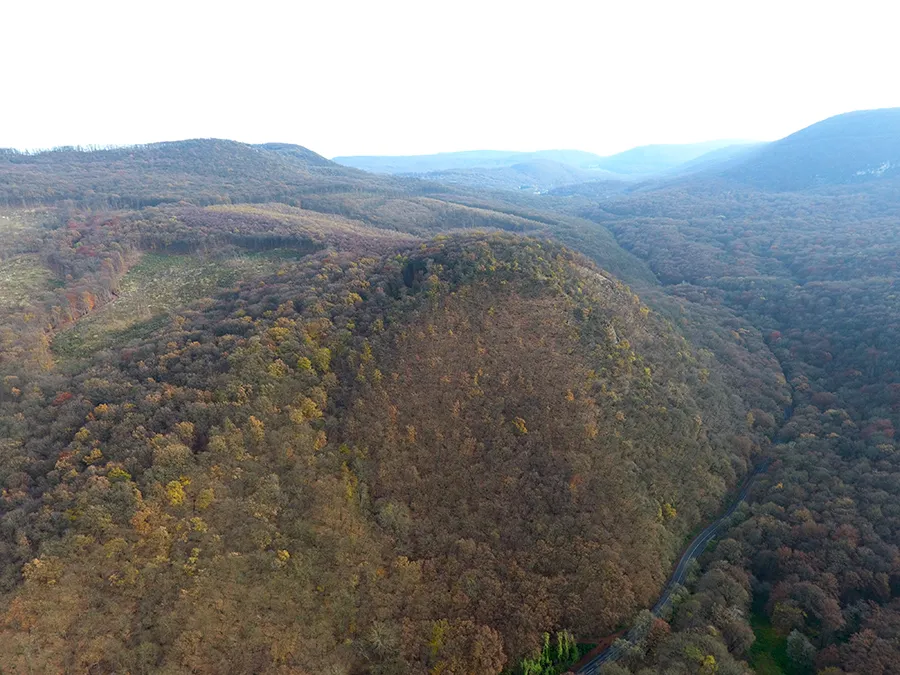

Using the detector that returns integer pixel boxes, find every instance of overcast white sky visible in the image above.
[2,0,898,158]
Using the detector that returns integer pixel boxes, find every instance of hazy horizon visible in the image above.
[4,1,899,157]
[329,138,761,159]
[1,135,764,161]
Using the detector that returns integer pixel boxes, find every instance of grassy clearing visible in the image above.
[52,251,287,358]
[748,605,790,675]
[0,254,55,310]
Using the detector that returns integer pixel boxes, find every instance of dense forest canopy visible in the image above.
[1,107,899,674]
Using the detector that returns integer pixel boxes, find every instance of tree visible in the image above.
[786,630,815,673]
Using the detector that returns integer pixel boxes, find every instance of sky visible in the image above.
[3,0,899,158]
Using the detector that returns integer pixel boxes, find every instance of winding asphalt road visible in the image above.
[576,461,770,674]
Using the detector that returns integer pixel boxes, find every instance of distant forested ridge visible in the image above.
[333,140,758,192]
[718,107,900,190]
[1,107,898,674]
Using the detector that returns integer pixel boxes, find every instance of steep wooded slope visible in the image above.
[0,233,772,673]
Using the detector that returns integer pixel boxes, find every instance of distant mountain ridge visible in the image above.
[331,149,608,174]
[9,107,899,204]
[334,140,755,180]
[590,140,756,176]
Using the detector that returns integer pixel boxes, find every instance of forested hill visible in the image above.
[0,137,792,673]
[0,139,403,208]
[716,107,900,190]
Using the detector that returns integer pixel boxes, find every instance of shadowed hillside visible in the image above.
[718,107,900,190]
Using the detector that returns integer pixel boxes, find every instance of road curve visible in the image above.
[576,461,770,674]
